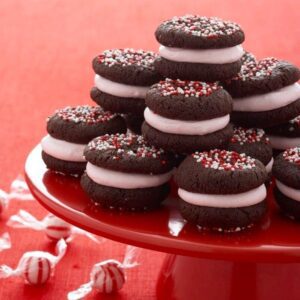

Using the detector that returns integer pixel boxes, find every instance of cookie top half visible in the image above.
[265,115,300,137]
[47,106,126,144]
[273,147,300,189]
[155,15,245,49]
[224,57,300,97]
[92,48,161,86]
[84,133,176,174]
[228,127,272,165]
[175,149,267,194]
[146,79,232,120]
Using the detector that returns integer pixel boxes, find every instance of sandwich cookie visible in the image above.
[154,15,245,81]
[273,147,300,220]
[91,49,161,114]
[81,133,176,211]
[224,58,300,128]
[41,106,126,176]
[142,79,233,154]
[124,113,144,134]
[175,150,268,232]
[228,127,273,181]
[265,115,300,154]
[241,51,256,65]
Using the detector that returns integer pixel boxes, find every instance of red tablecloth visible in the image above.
[0,1,299,299]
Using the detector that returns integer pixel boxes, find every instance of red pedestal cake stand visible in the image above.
[25,145,300,300]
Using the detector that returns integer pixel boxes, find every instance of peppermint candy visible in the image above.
[68,246,139,299]
[0,239,67,285]
[7,210,101,243]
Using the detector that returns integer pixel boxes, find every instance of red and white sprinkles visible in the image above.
[97,48,157,70]
[192,149,256,171]
[161,15,242,37]
[232,57,279,81]
[230,127,269,145]
[87,133,165,161]
[283,147,300,165]
[290,115,300,128]
[241,51,256,65]
[156,78,220,97]
[52,105,116,124]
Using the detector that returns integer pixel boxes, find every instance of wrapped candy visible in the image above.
[0,233,11,252]
[0,239,67,285]
[0,176,34,215]
[7,210,102,243]
[68,245,139,299]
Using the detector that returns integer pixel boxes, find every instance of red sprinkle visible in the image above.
[161,15,242,37]
[232,57,279,81]
[50,106,116,124]
[289,115,300,128]
[192,149,256,171]
[283,147,300,165]
[230,127,269,145]
[156,78,221,97]
[97,48,157,70]
[87,133,166,161]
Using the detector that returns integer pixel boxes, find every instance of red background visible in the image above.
[0,0,299,299]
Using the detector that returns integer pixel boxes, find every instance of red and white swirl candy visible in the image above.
[68,246,139,299]
[7,210,101,243]
[0,239,67,285]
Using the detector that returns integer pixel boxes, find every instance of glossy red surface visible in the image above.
[25,145,300,262]
[157,255,300,300]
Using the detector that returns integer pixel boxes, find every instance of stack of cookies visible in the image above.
[41,14,300,233]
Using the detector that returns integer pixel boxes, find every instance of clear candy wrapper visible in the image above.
[0,176,34,215]
[7,210,102,243]
[0,239,67,285]
[68,245,140,299]
[0,233,11,252]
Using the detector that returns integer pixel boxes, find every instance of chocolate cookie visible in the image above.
[273,148,300,220]
[223,58,300,128]
[90,87,146,115]
[91,48,161,114]
[175,150,268,231]
[241,51,256,65]
[154,15,245,81]
[228,127,273,177]
[41,106,126,176]
[81,133,176,211]
[124,113,144,134]
[142,79,233,154]
[265,115,300,151]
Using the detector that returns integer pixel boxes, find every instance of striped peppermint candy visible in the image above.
[91,260,125,293]
[68,246,139,300]
[44,215,72,240]
[20,255,52,285]
[0,239,67,285]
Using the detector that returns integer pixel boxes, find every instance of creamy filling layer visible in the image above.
[159,44,244,64]
[86,162,173,189]
[94,74,149,99]
[41,135,86,162]
[178,184,267,208]
[233,83,300,112]
[268,135,300,150]
[144,108,230,135]
[276,180,300,201]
